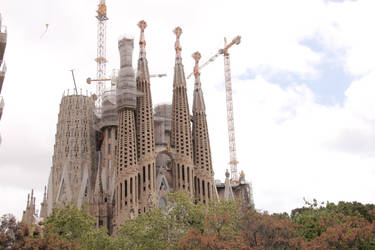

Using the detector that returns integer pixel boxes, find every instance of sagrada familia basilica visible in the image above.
[21,20,253,233]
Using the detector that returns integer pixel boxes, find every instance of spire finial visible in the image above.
[240,170,245,178]
[192,51,201,88]
[138,20,147,58]
[43,186,47,200]
[27,193,30,208]
[225,169,230,178]
[173,27,182,63]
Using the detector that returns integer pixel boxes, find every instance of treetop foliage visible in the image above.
[1,194,375,250]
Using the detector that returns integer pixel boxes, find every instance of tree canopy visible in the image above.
[2,195,375,250]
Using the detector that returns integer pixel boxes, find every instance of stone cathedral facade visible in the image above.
[40,22,234,233]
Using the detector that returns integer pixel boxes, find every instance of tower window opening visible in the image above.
[130,178,133,194]
[207,182,210,199]
[135,176,137,202]
[178,165,180,179]
[125,180,128,197]
[182,165,185,181]
[187,167,190,183]
[143,167,146,183]
[138,174,141,200]
[120,183,123,201]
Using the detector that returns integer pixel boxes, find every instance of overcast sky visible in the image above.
[1,0,375,219]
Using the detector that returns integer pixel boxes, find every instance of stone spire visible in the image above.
[191,52,214,204]
[39,186,48,219]
[115,37,139,228]
[174,27,182,64]
[138,20,147,59]
[136,20,156,212]
[27,193,30,208]
[192,52,205,111]
[93,160,105,203]
[22,189,36,225]
[224,170,234,200]
[171,27,194,194]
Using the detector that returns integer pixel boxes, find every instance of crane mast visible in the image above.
[223,37,239,182]
[95,0,108,112]
[88,12,166,98]
[186,36,241,182]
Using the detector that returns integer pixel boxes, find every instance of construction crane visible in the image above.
[187,35,241,181]
[69,69,78,95]
[93,0,108,112]
[87,74,167,85]
[150,74,167,78]
[88,8,167,103]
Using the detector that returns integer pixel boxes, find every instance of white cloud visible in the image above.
[210,73,375,213]
[313,0,375,75]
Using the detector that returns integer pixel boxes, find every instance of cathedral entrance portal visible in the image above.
[155,150,174,207]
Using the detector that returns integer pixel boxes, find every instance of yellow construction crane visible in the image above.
[187,35,241,181]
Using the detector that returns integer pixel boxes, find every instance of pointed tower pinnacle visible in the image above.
[224,169,234,200]
[193,52,201,84]
[138,20,147,59]
[173,27,182,64]
[27,193,30,208]
[40,186,48,219]
[136,20,156,211]
[22,189,36,225]
[192,51,214,204]
[192,52,205,111]
[30,189,35,211]
[171,27,194,194]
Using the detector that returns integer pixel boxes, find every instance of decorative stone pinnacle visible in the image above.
[138,20,147,58]
[192,51,201,77]
[225,169,230,178]
[192,51,201,88]
[173,27,182,62]
[138,20,147,31]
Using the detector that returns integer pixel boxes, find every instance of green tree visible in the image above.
[0,214,74,250]
[116,208,169,250]
[44,204,114,250]
[238,208,302,249]
[291,199,375,242]
[303,210,375,249]
[0,214,27,249]
[116,191,205,250]
[179,199,242,250]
